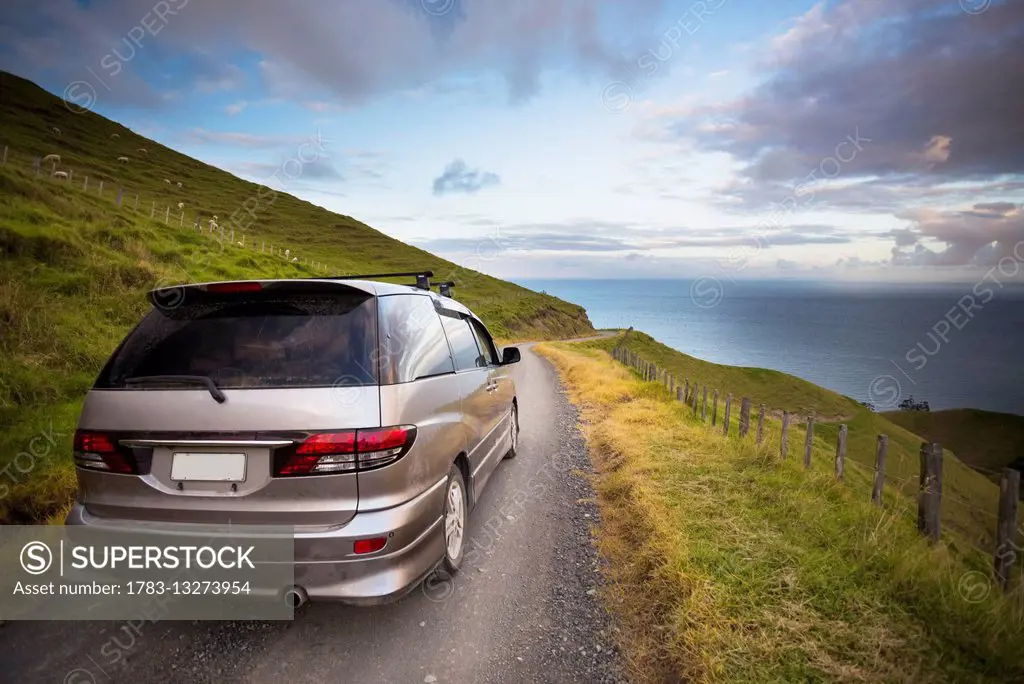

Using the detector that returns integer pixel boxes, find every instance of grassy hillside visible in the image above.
[884,409,1024,482]
[601,330,860,420]
[0,70,593,524]
[538,341,1024,683]
[583,332,1012,556]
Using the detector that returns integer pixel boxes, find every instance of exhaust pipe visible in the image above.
[283,585,308,609]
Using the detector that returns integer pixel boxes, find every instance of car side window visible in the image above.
[469,319,499,366]
[377,295,455,384]
[439,314,485,371]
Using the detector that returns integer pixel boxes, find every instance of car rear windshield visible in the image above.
[94,292,378,389]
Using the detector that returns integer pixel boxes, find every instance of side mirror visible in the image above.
[501,347,521,365]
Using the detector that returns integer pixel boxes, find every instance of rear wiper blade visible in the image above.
[124,375,227,404]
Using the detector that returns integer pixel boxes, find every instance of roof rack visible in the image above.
[315,270,434,290]
[435,281,455,298]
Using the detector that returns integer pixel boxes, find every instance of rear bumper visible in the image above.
[65,475,448,606]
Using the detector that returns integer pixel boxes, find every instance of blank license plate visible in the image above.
[170,452,247,482]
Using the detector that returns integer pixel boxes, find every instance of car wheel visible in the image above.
[503,403,519,459]
[442,464,467,573]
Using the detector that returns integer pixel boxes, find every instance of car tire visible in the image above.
[503,403,519,460]
[441,464,467,573]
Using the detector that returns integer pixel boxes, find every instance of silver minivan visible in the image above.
[66,272,521,604]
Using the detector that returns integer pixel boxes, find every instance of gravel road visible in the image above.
[0,343,624,684]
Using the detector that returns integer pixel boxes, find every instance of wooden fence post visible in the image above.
[116,187,123,207]
[756,404,766,445]
[676,386,683,402]
[179,212,183,227]
[711,390,719,426]
[780,411,790,458]
[134,194,139,210]
[917,442,943,544]
[872,435,888,506]
[150,201,155,218]
[835,425,848,481]
[701,386,708,420]
[165,206,170,224]
[804,413,815,469]
[683,380,689,402]
[83,176,89,191]
[739,398,751,437]
[97,180,103,195]
[692,385,699,414]
[669,375,675,396]
[723,394,733,436]
[995,468,1021,590]
[68,169,73,183]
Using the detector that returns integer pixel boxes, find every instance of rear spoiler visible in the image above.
[147,279,374,308]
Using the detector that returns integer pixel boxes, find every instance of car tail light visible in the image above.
[356,427,414,468]
[353,537,388,555]
[73,430,135,474]
[204,282,264,294]
[274,426,416,476]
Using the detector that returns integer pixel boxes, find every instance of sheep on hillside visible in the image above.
[110,133,120,139]
[237,241,244,247]
[284,249,291,258]
[176,181,183,188]
[52,171,68,180]
[51,126,61,136]
[116,156,130,163]
[164,178,171,184]
[42,154,61,164]
[136,148,148,155]
[291,257,298,263]
[177,202,185,210]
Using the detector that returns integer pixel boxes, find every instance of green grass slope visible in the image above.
[884,408,1024,482]
[0,70,593,524]
[584,331,1014,557]
[539,342,1024,683]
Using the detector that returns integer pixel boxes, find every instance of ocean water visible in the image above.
[520,279,1024,416]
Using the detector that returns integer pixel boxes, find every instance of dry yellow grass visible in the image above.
[537,342,1024,683]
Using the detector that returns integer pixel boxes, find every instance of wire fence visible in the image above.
[612,343,1024,595]
[2,143,341,274]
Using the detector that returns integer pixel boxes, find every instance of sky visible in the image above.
[1,0,1022,282]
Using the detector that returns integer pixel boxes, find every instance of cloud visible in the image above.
[193,61,246,94]
[432,159,501,195]
[646,0,1024,201]
[231,155,341,184]
[413,220,852,253]
[184,128,302,148]
[224,101,248,115]
[0,0,675,107]
[890,202,1024,267]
